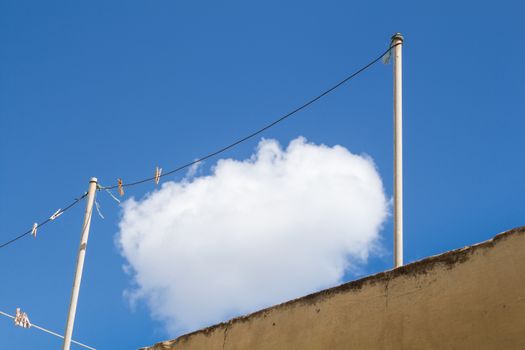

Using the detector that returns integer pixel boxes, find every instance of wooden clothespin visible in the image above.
[50,209,63,221]
[154,166,162,185]
[31,223,38,238]
[14,308,31,329]
[117,178,124,197]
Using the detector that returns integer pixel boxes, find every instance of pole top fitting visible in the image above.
[89,177,98,183]
[391,33,404,43]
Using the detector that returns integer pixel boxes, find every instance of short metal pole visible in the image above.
[392,33,404,268]
[62,177,97,350]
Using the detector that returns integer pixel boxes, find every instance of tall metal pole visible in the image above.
[392,33,404,268]
[62,177,97,350]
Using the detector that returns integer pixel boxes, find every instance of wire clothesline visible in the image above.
[101,42,401,192]
[0,40,399,349]
[0,42,399,251]
[0,193,88,249]
[0,309,96,350]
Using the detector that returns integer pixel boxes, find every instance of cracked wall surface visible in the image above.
[140,226,525,350]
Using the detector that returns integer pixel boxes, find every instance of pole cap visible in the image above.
[89,177,98,183]
[391,33,404,43]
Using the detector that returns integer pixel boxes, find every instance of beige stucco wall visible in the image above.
[142,227,525,350]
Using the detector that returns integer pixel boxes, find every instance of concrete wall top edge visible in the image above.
[139,225,525,350]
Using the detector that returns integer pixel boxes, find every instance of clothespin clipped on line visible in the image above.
[155,166,162,185]
[31,223,38,238]
[117,178,124,197]
[49,209,63,221]
[14,308,31,329]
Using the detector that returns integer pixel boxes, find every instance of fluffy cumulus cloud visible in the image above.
[117,137,388,335]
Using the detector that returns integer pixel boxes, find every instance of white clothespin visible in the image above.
[154,166,162,185]
[50,209,63,220]
[117,178,124,197]
[14,308,31,329]
[31,223,38,238]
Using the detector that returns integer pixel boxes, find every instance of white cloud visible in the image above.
[117,137,388,335]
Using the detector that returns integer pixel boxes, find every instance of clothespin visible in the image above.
[14,308,31,329]
[50,209,63,220]
[117,178,124,197]
[154,166,162,185]
[31,223,38,238]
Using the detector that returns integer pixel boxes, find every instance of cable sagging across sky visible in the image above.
[0,193,87,250]
[101,43,400,191]
[0,42,399,250]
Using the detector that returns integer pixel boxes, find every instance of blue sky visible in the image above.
[1,0,524,348]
